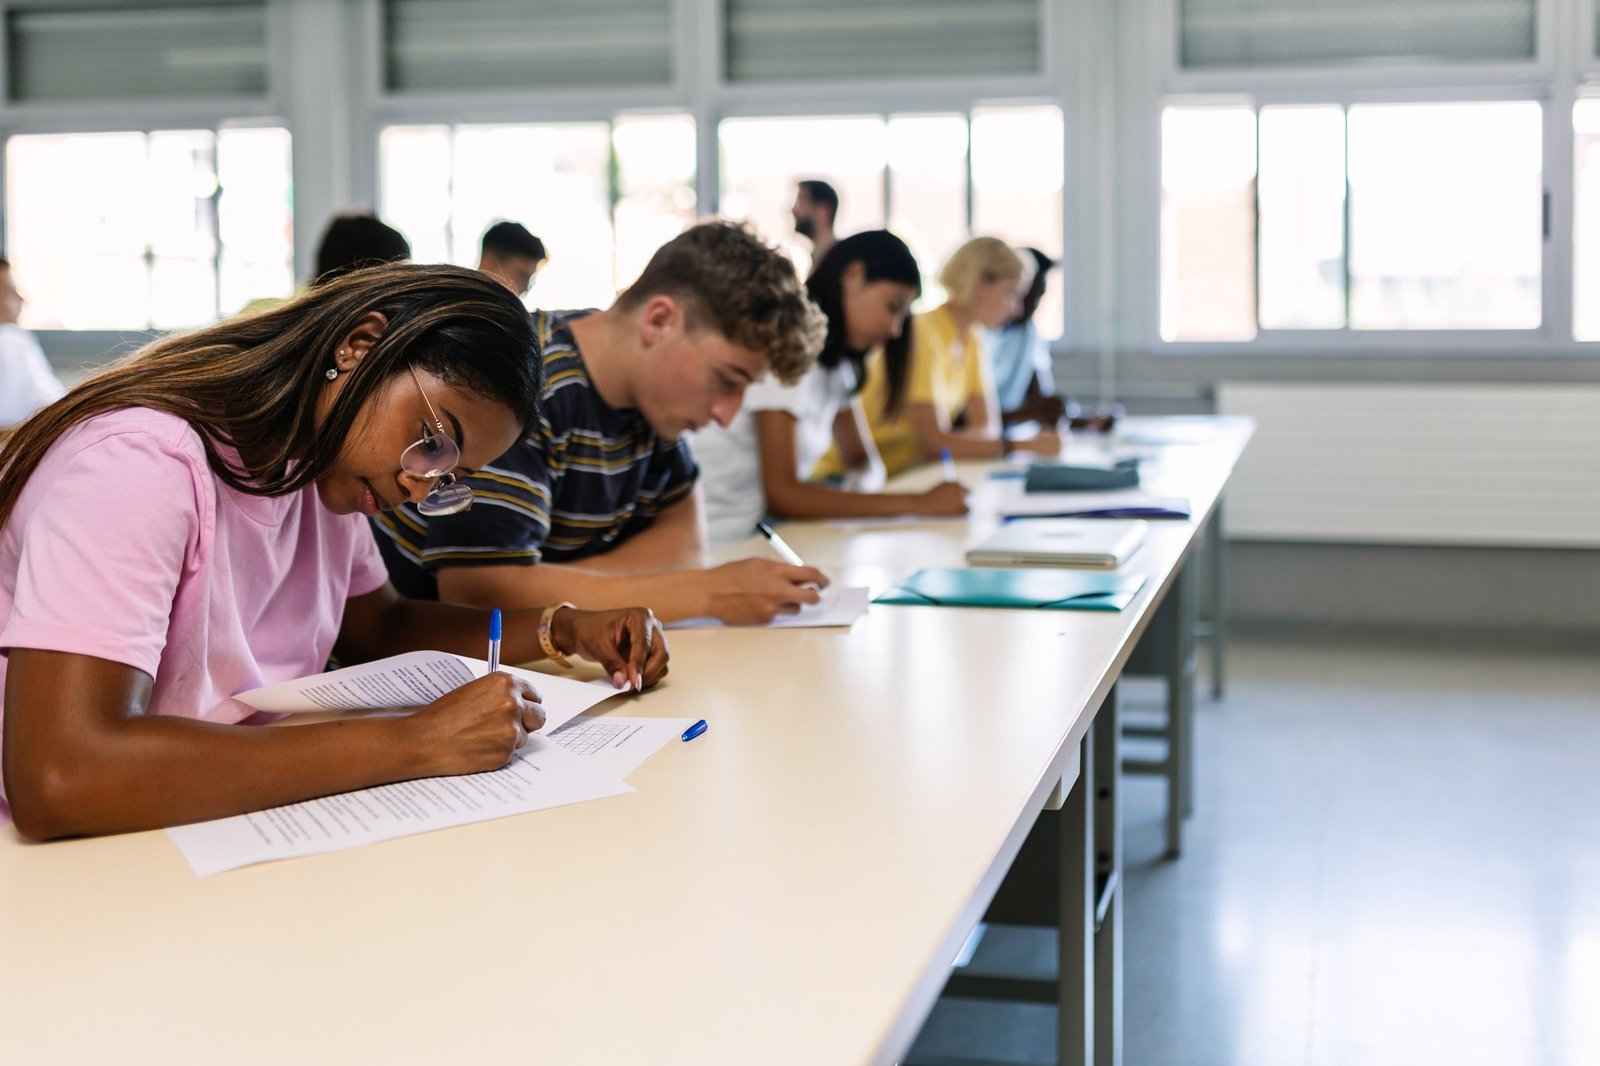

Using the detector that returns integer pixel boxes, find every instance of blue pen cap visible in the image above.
[489,608,502,641]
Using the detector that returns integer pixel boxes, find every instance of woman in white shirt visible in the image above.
[695,230,969,548]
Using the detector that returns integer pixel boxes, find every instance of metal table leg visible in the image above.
[1208,496,1229,701]
[1170,559,1197,834]
[1094,685,1123,1066]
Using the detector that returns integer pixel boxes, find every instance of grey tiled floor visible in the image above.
[910,632,1600,1066]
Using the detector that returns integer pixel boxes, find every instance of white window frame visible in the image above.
[1143,0,1600,358]
[353,0,1080,319]
[0,0,293,355]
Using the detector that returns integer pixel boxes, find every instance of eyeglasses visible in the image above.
[402,364,474,516]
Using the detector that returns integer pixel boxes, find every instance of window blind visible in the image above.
[1179,0,1536,69]
[724,0,1041,83]
[7,2,268,103]
[385,0,673,92]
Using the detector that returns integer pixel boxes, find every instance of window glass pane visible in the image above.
[1348,101,1540,330]
[1259,106,1346,330]
[719,116,888,277]
[381,122,616,311]
[217,127,293,313]
[972,105,1066,339]
[614,114,697,290]
[450,124,612,310]
[379,125,453,265]
[886,114,967,310]
[7,127,287,329]
[7,133,126,328]
[79,257,151,331]
[1160,106,1257,342]
[146,131,217,260]
[1575,100,1600,340]
[151,258,218,331]
[8,132,196,330]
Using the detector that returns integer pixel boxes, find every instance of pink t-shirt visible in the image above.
[0,408,389,821]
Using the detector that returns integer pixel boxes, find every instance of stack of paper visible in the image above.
[166,652,693,877]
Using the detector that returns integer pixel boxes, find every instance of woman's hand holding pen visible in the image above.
[552,606,671,691]
[913,480,969,516]
[409,672,546,775]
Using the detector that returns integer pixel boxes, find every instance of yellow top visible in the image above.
[813,304,990,479]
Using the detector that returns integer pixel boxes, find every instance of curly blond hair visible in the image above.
[615,220,827,386]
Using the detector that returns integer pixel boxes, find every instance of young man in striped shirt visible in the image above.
[371,221,830,625]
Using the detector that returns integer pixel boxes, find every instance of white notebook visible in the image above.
[965,519,1148,570]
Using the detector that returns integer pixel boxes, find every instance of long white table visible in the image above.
[0,417,1252,1065]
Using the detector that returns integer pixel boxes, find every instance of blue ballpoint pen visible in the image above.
[487,608,502,673]
[681,719,708,742]
[941,448,957,482]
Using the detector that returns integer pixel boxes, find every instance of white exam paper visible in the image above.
[548,716,694,778]
[668,584,870,630]
[166,737,632,877]
[234,651,621,734]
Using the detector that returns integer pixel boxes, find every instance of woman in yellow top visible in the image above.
[819,237,1061,479]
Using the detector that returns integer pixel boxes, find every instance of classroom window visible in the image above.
[1160,105,1257,342]
[1573,97,1600,340]
[5,126,293,330]
[378,116,696,312]
[1159,100,1542,341]
[718,105,1065,337]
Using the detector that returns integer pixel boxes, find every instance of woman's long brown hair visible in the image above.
[0,263,540,531]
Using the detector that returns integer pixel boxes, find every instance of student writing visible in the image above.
[694,230,969,548]
[816,237,1061,479]
[0,264,667,841]
[370,221,833,626]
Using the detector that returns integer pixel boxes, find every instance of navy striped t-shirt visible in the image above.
[371,310,699,600]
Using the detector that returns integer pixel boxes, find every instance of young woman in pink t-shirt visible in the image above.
[0,264,668,840]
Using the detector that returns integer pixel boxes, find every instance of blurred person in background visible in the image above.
[313,214,412,283]
[815,236,1060,479]
[791,179,839,262]
[989,247,1067,429]
[241,213,413,317]
[478,221,546,298]
[693,230,967,548]
[0,257,64,429]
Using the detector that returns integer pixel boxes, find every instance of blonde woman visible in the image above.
[818,237,1061,479]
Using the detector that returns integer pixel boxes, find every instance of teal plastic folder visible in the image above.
[873,568,1146,612]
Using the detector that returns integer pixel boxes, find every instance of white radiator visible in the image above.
[1215,383,1600,548]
